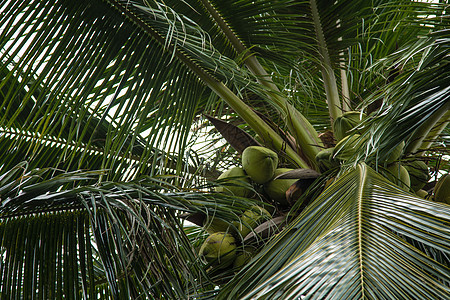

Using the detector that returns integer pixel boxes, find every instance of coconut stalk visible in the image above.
[309,0,342,126]
[339,43,351,112]
[112,1,309,168]
[405,101,450,154]
[200,0,323,169]
[210,82,310,168]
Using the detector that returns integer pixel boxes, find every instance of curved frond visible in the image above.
[219,164,449,299]
[0,162,265,298]
[0,0,209,180]
[360,31,450,164]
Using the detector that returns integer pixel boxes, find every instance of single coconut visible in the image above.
[235,205,271,238]
[242,146,278,184]
[385,141,405,164]
[315,147,338,172]
[264,168,297,206]
[434,174,450,204]
[199,232,237,269]
[203,216,233,234]
[215,167,252,197]
[415,189,429,199]
[333,134,367,162]
[386,163,411,191]
[333,111,366,141]
[233,246,257,269]
[403,160,430,192]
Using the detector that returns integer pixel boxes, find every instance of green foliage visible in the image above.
[219,164,450,299]
[0,0,448,298]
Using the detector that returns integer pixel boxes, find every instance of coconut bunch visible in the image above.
[214,145,309,208]
[198,208,271,273]
[198,145,316,273]
[315,111,438,197]
[394,161,449,205]
[315,111,368,172]
[241,146,314,208]
[316,111,406,166]
[200,134,446,274]
[198,205,272,274]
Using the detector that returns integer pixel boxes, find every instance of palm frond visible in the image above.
[359,30,450,164]
[0,0,209,180]
[0,161,268,298]
[1,0,449,298]
[219,163,449,299]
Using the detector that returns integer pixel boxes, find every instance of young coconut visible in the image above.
[242,146,278,184]
[235,205,271,238]
[415,189,429,199]
[264,168,297,206]
[384,141,405,164]
[233,246,258,270]
[203,216,233,234]
[315,147,338,172]
[332,134,367,162]
[434,174,450,204]
[215,167,252,197]
[403,160,430,192]
[199,232,237,269]
[333,111,366,141]
[386,163,411,191]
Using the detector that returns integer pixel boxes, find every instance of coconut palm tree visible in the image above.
[0,0,448,299]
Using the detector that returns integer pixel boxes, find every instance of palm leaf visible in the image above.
[219,163,449,299]
[359,30,450,164]
[0,159,275,298]
[0,0,209,180]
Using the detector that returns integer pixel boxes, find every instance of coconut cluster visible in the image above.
[391,160,448,204]
[199,117,448,274]
[198,205,271,273]
[318,111,444,202]
[214,146,299,207]
[242,146,300,207]
[198,146,302,273]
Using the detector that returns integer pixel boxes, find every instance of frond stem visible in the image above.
[406,100,450,154]
[357,164,367,298]
[200,0,323,168]
[309,0,342,125]
[109,0,309,167]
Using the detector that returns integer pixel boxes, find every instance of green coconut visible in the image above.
[264,168,297,206]
[236,206,271,238]
[386,163,411,191]
[403,160,430,192]
[215,167,252,197]
[333,134,367,162]
[385,141,405,164]
[242,146,278,184]
[315,147,338,172]
[333,111,366,141]
[199,232,237,269]
[203,216,232,234]
[434,174,450,204]
[233,246,257,269]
